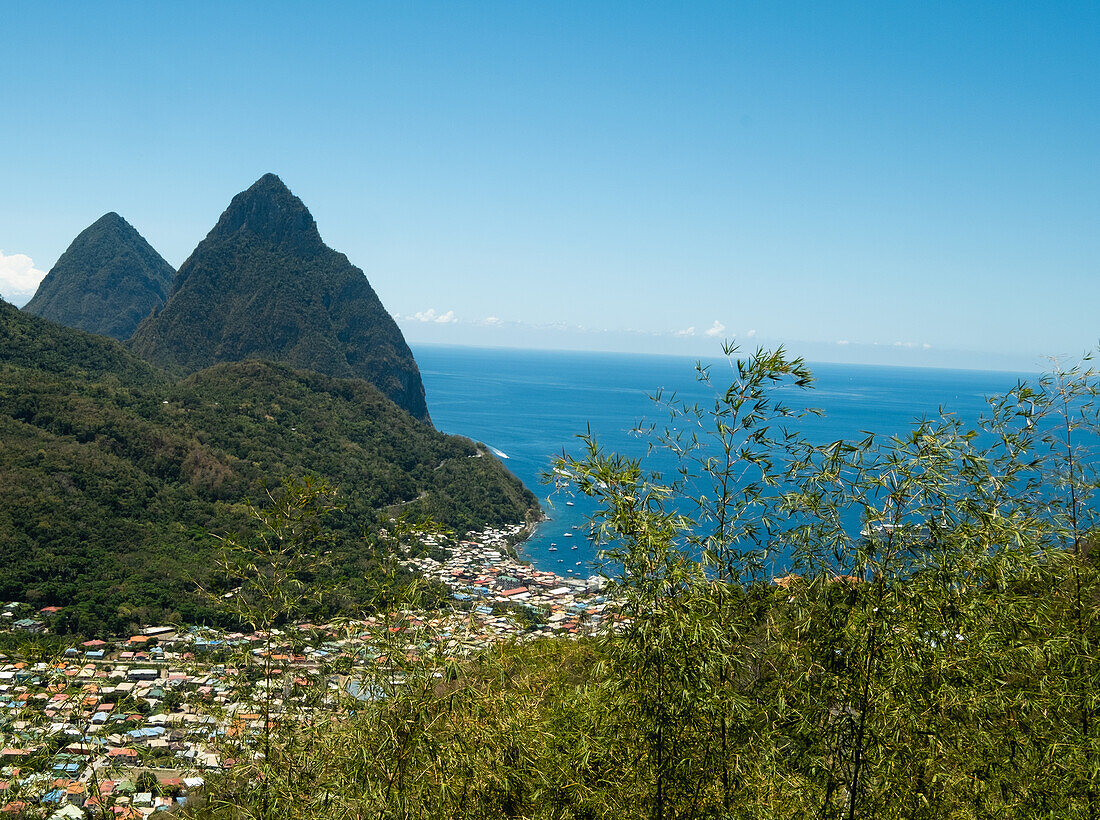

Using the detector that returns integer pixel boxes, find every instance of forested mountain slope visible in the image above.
[23,212,175,340]
[129,174,431,423]
[0,301,538,634]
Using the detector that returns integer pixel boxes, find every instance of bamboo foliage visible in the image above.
[188,349,1100,820]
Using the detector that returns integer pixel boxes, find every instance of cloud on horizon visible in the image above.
[404,308,457,324]
[0,250,47,305]
[705,320,726,337]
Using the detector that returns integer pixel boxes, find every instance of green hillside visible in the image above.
[0,300,538,635]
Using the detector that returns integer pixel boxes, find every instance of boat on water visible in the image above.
[566,501,575,506]
[548,546,557,552]
[563,532,573,537]
[571,545,577,550]
[860,521,931,540]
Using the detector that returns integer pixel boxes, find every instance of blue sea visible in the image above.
[414,345,1033,578]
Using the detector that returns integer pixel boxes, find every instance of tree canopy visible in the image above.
[0,300,538,635]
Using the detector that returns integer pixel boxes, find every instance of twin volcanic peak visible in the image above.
[128,173,431,423]
[22,212,175,341]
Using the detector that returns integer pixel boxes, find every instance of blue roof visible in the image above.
[126,726,166,739]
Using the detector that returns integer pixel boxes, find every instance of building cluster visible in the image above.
[405,524,610,639]
[0,525,620,816]
[0,633,215,817]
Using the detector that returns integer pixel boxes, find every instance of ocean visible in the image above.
[413,344,1033,578]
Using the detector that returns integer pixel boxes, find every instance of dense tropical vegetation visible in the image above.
[22,211,175,340]
[128,173,431,422]
[187,345,1099,819]
[0,299,538,636]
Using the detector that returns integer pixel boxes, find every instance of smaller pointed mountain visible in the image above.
[23,212,175,340]
[129,174,431,423]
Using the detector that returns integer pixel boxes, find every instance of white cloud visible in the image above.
[674,326,695,337]
[745,329,757,338]
[836,340,850,346]
[411,308,458,324]
[0,251,47,305]
[704,320,726,338]
[481,316,503,327]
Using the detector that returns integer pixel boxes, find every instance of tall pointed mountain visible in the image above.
[129,174,430,423]
[23,212,175,340]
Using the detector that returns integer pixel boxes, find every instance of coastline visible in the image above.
[405,522,607,640]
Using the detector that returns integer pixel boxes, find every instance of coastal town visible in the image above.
[0,525,612,817]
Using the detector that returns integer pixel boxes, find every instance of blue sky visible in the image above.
[1,1,1097,371]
